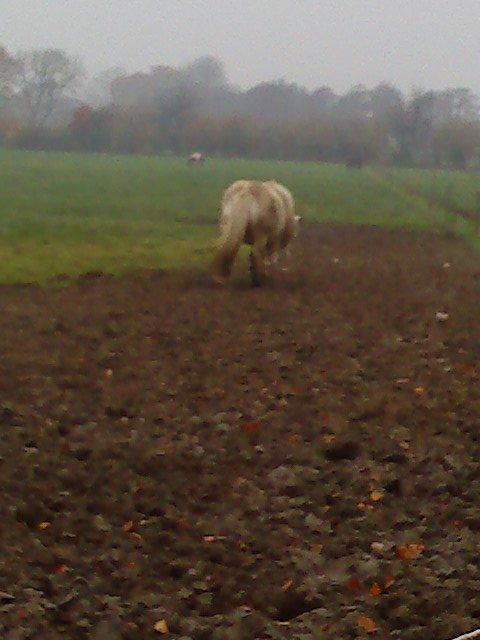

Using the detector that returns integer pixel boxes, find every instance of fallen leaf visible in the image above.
[345,576,362,593]
[370,582,382,597]
[384,576,395,589]
[310,543,324,554]
[281,579,293,592]
[154,619,169,634]
[357,615,378,634]
[50,564,68,575]
[414,386,426,397]
[370,490,384,502]
[122,521,134,533]
[396,543,425,562]
[241,421,260,434]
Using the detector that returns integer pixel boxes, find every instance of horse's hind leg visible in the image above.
[213,238,242,284]
[213,247,239,284]
[249,239,268,287]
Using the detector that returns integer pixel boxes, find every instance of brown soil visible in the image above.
[1,225,480,640]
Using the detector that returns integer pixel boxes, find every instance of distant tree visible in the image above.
[369,83,404,119]
[311,86,337,112]
[155,87,198,152]
[182,56,227,88]
[16,49,84,125]
[110,66,178,110]
[0,46,19,107]
[337,85,371,117]
[185,116,221,154]
[241,80,311,122]
[336,117,387,167]
[83,67,125,108]
[434,88,479,122]
[400,89,437,164]
[68,105,114,151]
[432,120,480,169]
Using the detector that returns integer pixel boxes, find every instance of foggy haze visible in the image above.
[2,0,480,92]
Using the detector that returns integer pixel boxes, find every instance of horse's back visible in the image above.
[222,180,251,204]
[220,179,296,244]
[265,181,295,215]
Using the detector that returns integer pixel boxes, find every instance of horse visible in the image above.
[188,152,205,165]
[213,180,301,286]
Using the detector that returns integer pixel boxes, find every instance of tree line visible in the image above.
[1,45,480,169]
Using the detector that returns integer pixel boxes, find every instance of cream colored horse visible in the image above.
[188,152,205,165]
[213,180,300,285]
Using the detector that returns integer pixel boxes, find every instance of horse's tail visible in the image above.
[213,192,253,283]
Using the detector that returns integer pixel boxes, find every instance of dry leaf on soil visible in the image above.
[345,576,362,593]
[50,564,68,575]
[281,579,293,592]
[384,576,395,589]
[357,615,378,634]
[396,543,425,561]
[154,619,169,634]
[241,421,260,434]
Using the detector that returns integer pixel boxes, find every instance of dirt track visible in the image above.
[1,225,480,640]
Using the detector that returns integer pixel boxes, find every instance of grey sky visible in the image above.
[2,0,480,93]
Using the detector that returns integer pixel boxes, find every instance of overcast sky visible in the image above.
[2,0,480,93]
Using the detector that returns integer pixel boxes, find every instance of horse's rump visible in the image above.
[264,181,297,249]
[213,179,299,284]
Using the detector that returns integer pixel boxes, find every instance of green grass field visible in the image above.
[0,149,478,283]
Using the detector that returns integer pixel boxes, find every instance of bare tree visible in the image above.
[16,49,84,125]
